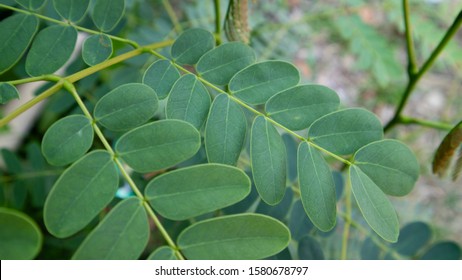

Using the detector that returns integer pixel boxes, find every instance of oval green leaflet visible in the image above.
[26,25,77,76]
[41,115,94,166]
[265,84,340,130]
[82,34,113,66]
[229,61,300,105]
[177,213,291,260]
[115,120,201,173]
[171,28,215,65]
[94,83,158,131]
[147,246,178,260]
[421,241,461,260]
[353,140,419,196]
[308,108,384,155]
[142,59,180,100]
[196,42,256,85]
[391,222,432,257]
[44,150,119,238]
[0,13,39,74]
[166,74,211,129]
[15,0,46,10]
[205,94,247,166]
[250,116,287,205]
[0,207,43,260]
[72,197,149,260]
[53,0,90,22]
[145,164,251,220]
[91,0,125,32]
[0,83,19,104]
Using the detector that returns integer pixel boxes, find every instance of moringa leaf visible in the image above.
[91,0,125,32]
[171,28,215,65]
[391,222,432,257]
[15,0,46,10]
[177,213,291,260]
[142,59,180,99]
[53,0,90,22]
[147,246,178,260]
[421,241,461,260]
[298,235,325,260]
[82,34,113,66]
[0,83,19,104]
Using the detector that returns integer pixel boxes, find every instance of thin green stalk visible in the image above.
[341,176,352,260]
[403,0,418,75]
[399,116,453,131]
[162,0,182,33]
[7,74,60,85]
[214,0,222,44]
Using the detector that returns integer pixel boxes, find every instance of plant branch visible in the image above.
[162,0,182,34]
[399,116,453,131]
[402,0,418,75]
[341,175,352,260]
[214,0,222,45]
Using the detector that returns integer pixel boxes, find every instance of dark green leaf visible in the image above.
[391,222,432,257]
[354,140,419,196]
[94,83,158,131]
[15,0,46,10]
[145,164,251,220]
[308,108,383,155]
[282,134,298,182]
[26,25,77,76]
[205,94,247,166]
[72,198,149,260]
[251,116,287,205]
[256,188,293,220]
[53,0,90,22]
[196,42,256,85]
[0,207,43,260]
[421,241,461,260]
[41,115,94,166]
[360,237,381,260]
[171,28,215,65]
[91,0,125,32]
[177,214,291,260]
[0,14,39,74]
[298,235,324,260]
[266,85,340,130]
[115,120,201,172]
[44,151,119,238]
[142,59,180,99]
[222,174,259,214]
[82,34,113,66]
[0,83,19,104]
[298,142,336,232]
[166,74,210,129]
[349,166,399,242]
[289,200,314,241]
[229,61,300,105]
[147,246,178,260]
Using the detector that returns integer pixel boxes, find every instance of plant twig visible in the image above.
[162,0,182,34]
[399,116,453,131]
[341,175,352,260]
[403,0,418,76]
[214,0,222,44]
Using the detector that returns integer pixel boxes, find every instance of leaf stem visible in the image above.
[402,0,418,76]
[214,0,222,45]
[162,0,182,34]
[341,173,352,260]
[399,116,453,131]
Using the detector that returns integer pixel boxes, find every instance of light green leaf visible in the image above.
[72,197,149,260]
[391,222,432,257]
[266,85,340,130]
[166,74,211,129]
[53,0,90,22]
[147,246,178,260]
[205,94,247,166]
[26,25,77,76]
[15,0,46,10]
[0,13,39,74]
[115,120,201,173]
[229,61,300,105]
[177,213,291,260]
[349,165,399,242]
[0,83,19,104]
[142,59,180,99]
[94,83,158,131]
[91,0,125,32]
[146,164,250,220]
[171,28,215,65]
[297,142,336,232]
[44,150,119,238]
[354,140,419,196]
[196,42,256,85]
[250,116,287,205]
[308,108,383,155]
[0,207,42,260]
[422,242,461,260]
[298,235,325,260]
[82,34,113,66]
[41,115,94,166]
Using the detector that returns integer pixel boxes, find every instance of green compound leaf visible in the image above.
[115,120,201,173]
[298,235,325,260]
[354,140,419,196]
[205,94,247,166]
[82,34,113,66]
[251,116,287,205]
[308,108,384,155]
[91,0,125,32]
[0,207,43,260]
[142,59,180,99]
[349,165,399,242]
[229,61,300,105]
[0,83,19,104]
[26,25,77,76]
[145,164,251,220]
[53,0,90,22]
[297,142,336,232]
[166,74,211,129]
[391,222,432,257]
[0,14,39,74]
[15,0,46,10]
[177,214,291,260]
[72,197,149,260]
[196,42,256,85]
[266,85,340,130]
[171,28,215,65]
[147,246,178,260]
[44,150,118,238]
[41,115,94,166]
[421,241,461,260]
[94,83,158,131]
